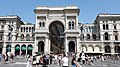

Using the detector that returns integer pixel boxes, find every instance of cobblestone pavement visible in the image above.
[80,59,120,67]
[0,56,120,67]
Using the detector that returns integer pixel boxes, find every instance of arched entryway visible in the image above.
[21,44,26,55]
[6,45,11,53]
[0,44,3,54]
[15,44,20,56]
[27,44,33,55]
[68,41,75,52]
[49,21,65,53]
[105,45,111,53]
[38,41,44,53]
[114,45,120,53]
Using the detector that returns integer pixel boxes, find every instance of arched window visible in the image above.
[26,34,30,41]
[21,34,24,41]
[29,27,31,32]
[87,34,90,40]
[0,34,3,40]
[21,27,23,32]
[43,22,45,27]
[26,27,28,32]
[92,34,96,40]
[106,24,109,30]
[39,22,42,27]
[114,45,120,53]
[105,45,111,53]
[80,34,84,41]
[115,35,118,40]
[103,24,105,30]
[104,32,109,40]
[39,21,45,28]
[114,25,116,30]
[24,27,25,32]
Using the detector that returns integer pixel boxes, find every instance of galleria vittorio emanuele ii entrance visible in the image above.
[49,21,65,53]
[34,6,80,54]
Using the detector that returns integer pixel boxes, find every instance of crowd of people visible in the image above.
[31,52,69,67]
[0,52,14,63]
[1,52,120,67]
[79,54,120,65]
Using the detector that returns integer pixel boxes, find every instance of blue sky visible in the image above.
[0,0,120,24]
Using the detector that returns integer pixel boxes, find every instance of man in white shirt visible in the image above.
[81,55,85,64]
[61,54,68,67]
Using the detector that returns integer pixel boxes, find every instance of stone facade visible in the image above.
[0,6,120,56]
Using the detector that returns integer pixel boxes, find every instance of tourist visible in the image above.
[61,54,68,67]
[10,53,14,63]
[81,55,85,64]
[26,55,32,67]
[71,57,76,67]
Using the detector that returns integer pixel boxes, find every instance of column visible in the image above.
[111,43,115,55]
[2,33,7,54]
[11,44,15,55]
[76,36,80,59]
[33,35,37,55]
[65,36,68,54]
[45,36,50,53]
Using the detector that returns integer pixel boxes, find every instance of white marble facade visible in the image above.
[0,6,120,56]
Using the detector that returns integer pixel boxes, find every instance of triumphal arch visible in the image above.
[33,6,80,54]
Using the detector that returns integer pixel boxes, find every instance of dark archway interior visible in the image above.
[0,44,2,54]
[27,45,33,55]
[15,45,20,56]
[38,41,44,53]
[6,45,11,53]
[69,41,75,52]
[49,21,65,53]
[105,45,111,53]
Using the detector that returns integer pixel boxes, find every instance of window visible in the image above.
[26,34,30,41]
[21,34,24,41]
[21,27,23,32]
[39,21,45,28]
[103,24,105,30]
[114,25,116,30]
[104,32,109,40]
[115,35,118,40]
[8,33,12,41]
[24,27,25,32]
[29,27,31,32]
[106,24,109,30]
[0,35,2,40]
[43,22,45,27]
[87,34,90,40]
[39,22,42,27]
[103,24,109,30]
[92,34,96,40]
[114,21,116,23]
[26,27,28,32]
[69,21,74,29]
